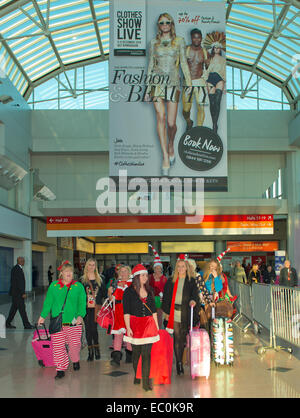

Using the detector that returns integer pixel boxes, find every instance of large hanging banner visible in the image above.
[47,215,273,237]
[109,0,227,191]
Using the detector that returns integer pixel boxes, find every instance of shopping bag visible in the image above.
[96,298,114,334]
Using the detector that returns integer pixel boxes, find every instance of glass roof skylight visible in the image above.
[0,0,299,107]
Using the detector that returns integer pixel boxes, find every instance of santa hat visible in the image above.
[177,253,188,261]
[132,264,148,277]
[149,244,163,268]
[217,248,230,263]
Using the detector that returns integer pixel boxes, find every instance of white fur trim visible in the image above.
[111,328,126,335]
[132,270,148,277]
[116,285,127,290]
[123,334,160,345]
[166,328,174,334]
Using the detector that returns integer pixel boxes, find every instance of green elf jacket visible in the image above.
[41,280,86,323]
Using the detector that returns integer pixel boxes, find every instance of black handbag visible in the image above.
[49,287,70,335]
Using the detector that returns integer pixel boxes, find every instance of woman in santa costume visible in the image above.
[148,244,168,329]
[108,264,133,366]
[123,264,160,392]
[161,254,199,376]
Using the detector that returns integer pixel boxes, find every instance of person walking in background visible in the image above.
[48,265,54,287]
[263,265,276,284]
[80,258,106,362]
[104,261,116,287]
[248,264,262,285]
[6,257,34,330]
[162,254,199,376]
[279,260,298,287]
[123,264,160,392]
[234,261,247,284]
[148,245,168,329]
[37,261,86,380]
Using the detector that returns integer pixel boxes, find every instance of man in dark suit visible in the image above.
[279,260,298,287]
[6,257,34,329]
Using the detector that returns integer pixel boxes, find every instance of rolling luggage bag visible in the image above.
[189,306,210,380]
[32,324,55,367]
[211,317,234,366]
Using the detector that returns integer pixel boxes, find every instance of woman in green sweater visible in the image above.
[37,261,86,379]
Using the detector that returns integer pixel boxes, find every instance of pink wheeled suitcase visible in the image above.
[189,306,210,380]
[31,324,55,368]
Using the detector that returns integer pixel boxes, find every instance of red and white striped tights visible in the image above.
[52,325,82,371]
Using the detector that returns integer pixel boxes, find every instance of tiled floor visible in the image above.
[0,294,299,398]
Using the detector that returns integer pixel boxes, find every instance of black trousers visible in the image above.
[6,296,31,327]
[132,343,152,381]
[83,308,99,346]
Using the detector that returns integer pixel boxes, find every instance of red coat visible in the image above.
[111,280,131,334]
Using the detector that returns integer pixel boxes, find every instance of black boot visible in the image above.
[208,93,216,132]
[87,346,94,362]
[73,362,80,371]
[94,344,100,360]
[176,361,184,376]
[110,350,122,366]
[125,349,132,363]
[211,89,223,133]
[55,371,65,380]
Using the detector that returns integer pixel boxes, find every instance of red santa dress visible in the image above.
[111,279,132,335]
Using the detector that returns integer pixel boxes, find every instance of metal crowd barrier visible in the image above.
[271,286,300,349]
[228,279,254,332]
[228,278,300,354]
[251,283,271,330]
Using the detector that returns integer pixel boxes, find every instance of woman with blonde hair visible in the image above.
[161,254,199,375]
[108,264,133,366]
[37,260,86,379]
[146,13,192,176]
[202,259,222,291]
[80,258,106,362]
[248,263,262,286]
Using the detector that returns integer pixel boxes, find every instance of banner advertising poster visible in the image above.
[275,250,286,283]
[109,0,227,191]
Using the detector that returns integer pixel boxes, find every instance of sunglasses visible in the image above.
[159,20,171,25]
